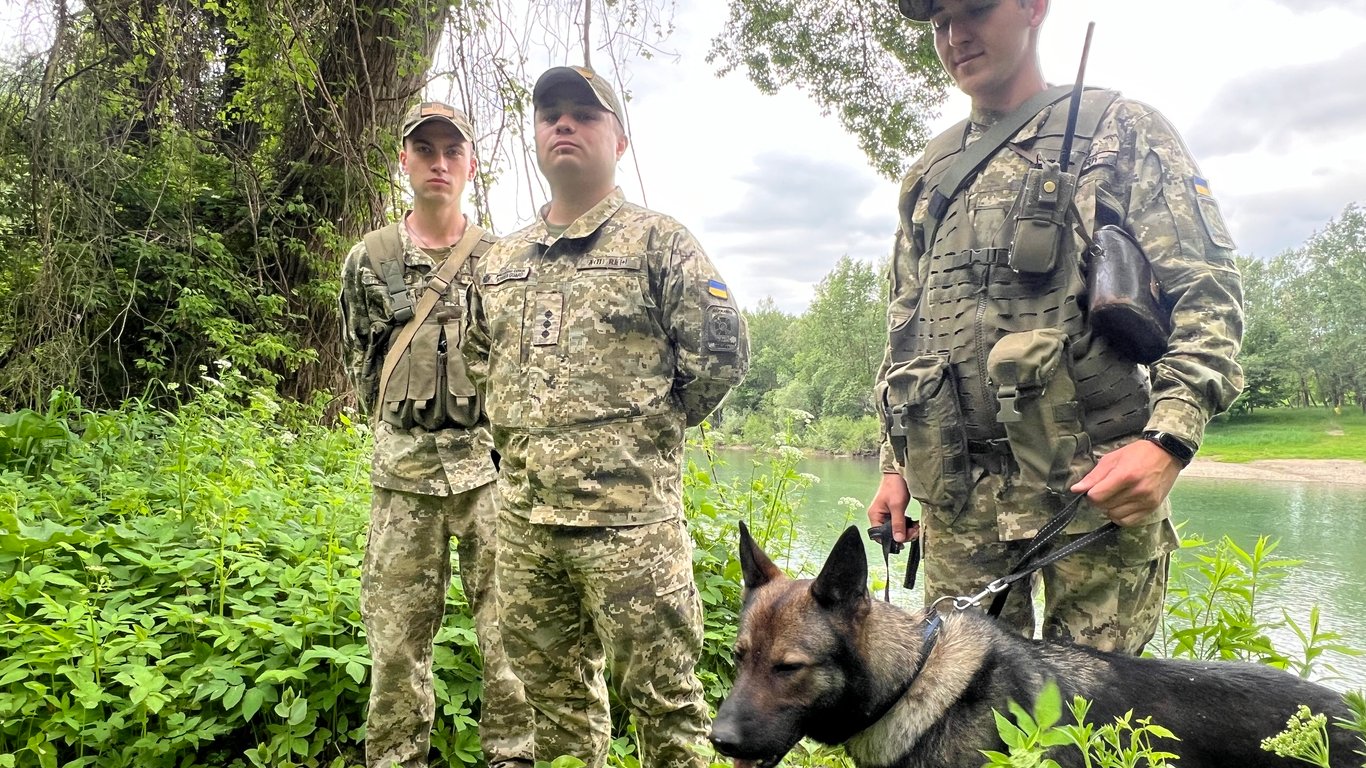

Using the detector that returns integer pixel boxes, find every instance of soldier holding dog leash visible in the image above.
[867,0,1244,654]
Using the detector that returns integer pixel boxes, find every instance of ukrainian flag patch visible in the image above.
[1192,176,1212,197]
[707,279,729,299]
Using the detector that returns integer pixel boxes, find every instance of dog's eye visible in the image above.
[772,662,805,675]
[733,648,747,664]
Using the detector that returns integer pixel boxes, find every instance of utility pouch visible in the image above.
[1088,224,1171,365]
[1009,160,1078,275]
[440,309,480,428]
[986,330,1092,495]
[883,354,977,511]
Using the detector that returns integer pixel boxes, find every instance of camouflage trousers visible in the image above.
[920,474,1179,655]
[495,509,710,768]
[361,484,533,768]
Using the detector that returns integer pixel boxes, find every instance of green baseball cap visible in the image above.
[898,0,934,21]
[532,66,623,118]
[401,101,475,143]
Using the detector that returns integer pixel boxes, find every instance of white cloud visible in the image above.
[592,0,1366,311]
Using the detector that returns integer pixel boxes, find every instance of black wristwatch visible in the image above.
[1142,430,1196,468]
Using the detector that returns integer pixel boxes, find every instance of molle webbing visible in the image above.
[923,85,1072,249]
[364,223,413,324]
[903,89,1147,447]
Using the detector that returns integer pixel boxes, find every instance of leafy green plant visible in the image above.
[982,683,1179,768]
[1160,534,1360,681]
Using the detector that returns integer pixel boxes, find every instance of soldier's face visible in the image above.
[400,122,475,205]
[534,97,627,188]
[929,0,1044,111]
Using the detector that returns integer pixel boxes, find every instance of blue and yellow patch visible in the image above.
[707,279,729,299]
[1192,176,1212,197]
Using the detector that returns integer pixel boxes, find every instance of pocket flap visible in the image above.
[987,329,1068,390]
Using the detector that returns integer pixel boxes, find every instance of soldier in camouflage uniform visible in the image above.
[339,101,532,768]
[867,0,1244,653]
[463,66,749,768]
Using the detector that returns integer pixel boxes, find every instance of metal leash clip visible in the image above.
[952,578,1009,611]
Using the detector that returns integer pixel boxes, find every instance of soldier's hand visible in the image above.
[1071,439,1182,527]
[867,473,918,544]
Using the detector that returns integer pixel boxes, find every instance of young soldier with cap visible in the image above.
[867,0,1244,653]
[339,101,533,768]
[464,66,749,767]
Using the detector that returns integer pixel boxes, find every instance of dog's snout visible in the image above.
[708,718,741,755]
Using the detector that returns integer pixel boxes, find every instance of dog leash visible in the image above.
[946,493,1119,617]
[867,519,920,602]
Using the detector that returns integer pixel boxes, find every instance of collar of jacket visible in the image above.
[531,186,626,246]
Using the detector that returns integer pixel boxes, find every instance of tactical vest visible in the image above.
[364,222,493,432]
[889,90,1150,506]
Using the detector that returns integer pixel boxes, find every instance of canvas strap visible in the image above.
[923,85,1073,250]
[374,223,487,415]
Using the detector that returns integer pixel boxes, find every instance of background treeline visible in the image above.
[708,202,1366,454]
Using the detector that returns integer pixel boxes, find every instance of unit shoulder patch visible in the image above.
[1191,176,1235,250]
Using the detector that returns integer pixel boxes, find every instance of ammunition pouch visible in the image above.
[381,312,480,431]
[1009,160,1078,276]
[882,354,979,512]
[1088,224,1171,365]
[986,330,1093,496]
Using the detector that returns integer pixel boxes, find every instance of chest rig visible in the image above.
[888,90,1151,508]
[365,222,493,431]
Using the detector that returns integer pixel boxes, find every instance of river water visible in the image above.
[705,449,1366,692]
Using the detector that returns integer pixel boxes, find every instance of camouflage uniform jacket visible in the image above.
[877,94,1244,495]
[465,188,749,527]
[339,218,497,496]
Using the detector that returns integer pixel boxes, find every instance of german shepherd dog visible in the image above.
[710,523,1359,768]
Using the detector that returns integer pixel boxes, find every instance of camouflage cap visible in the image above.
[532,66,623,118]
[897,0,934,21]
[401,101,475,143]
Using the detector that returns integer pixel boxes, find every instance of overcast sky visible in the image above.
[505,0,1366,314]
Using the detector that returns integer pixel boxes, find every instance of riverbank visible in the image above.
[1185,458,1366,486]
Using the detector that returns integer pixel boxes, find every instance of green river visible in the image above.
[705,449,1366,692]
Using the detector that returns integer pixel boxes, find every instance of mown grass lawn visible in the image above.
[1201,406,1366,462]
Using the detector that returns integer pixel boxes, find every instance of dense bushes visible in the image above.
[0,381,783,767]
[4,383,1364,767]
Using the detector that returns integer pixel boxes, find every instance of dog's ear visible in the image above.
[810,525,870,614]
[738,520,785,594]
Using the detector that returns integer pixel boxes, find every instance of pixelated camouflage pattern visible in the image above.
[918,464,1174,654]
[362,484,533,768]
[875,92,1239,647]
[495,510,711,768]
[465,188,749,526]
[339,220,497,496]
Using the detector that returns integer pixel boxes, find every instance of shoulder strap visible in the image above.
[363,223,414,324]
[374,223,488,416]
[923,84,1073,249]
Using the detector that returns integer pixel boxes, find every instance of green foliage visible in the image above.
[708,0,950,179]
[1201,406,1366,462]
[0,385,832,767]
[2,377,379,767]
[0,390,83,476]
[792,257,886,421]
[983,683,1180,768]
[1232,204,1366,414]
[1160,534,1361,681]
[721,257,886,455]
[0,0,441,409]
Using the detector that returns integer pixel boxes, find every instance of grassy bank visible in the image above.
[1203,407,1366,462]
